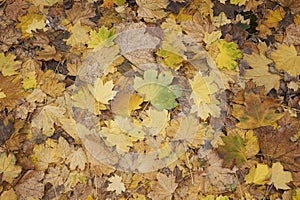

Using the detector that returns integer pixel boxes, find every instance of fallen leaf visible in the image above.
[92,78,117,104]
[270,162,293,190]
[134,69,182,110]
[67,148,87,171]
[31,104,66,136]
[264,7,285,29]
[15,170,44,200]
[148,173,178,200]
[107,175,125,195]
[66,22,90,47]
[214,39,243,70]
[245,163,270,185]
[136,0,168,20]
[0,75,26,111]
[217,134,247,167]
[243,51,280,93]
[87,26,115,50]
[0,153,22,183]
[270,44,300,76]
[0,53,21,76]
[232,92,284,129]
[0,188,18,200]
[16,13,46,38]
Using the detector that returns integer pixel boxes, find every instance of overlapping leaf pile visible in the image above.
[0,0,300,199]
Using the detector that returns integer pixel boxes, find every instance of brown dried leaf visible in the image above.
[257,115,300,172]
[148,173,178,200]
[15,170,44,200]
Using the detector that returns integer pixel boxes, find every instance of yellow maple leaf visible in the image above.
[245,163,271,185]
[0,53,21,76]
[270,162,293,190]
[264,7,285,29]
[31,104,66,136]
[229,0,247,6]
[270,44,300,76]
[87,26,115,50]
[243,52,280,93]
[143,108,169,136]
[66,148,87,171]
[0,153,22,183]
[22,71,37,90]
[66,22,90,47]
[136,0,168,21]
[16,14,46,38]
[100,120,137,152]
[92,78,117,104]
[214,39,242,70]
[189,72,221,118]
[111,93,143,117]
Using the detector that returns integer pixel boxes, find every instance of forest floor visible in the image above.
[0,0,300,199]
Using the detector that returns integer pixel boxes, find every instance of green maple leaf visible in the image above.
[87,26,115,50]
[133,69,182,110]
[217,134,247,167]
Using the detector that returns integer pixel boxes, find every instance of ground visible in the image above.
[0,0,300,199]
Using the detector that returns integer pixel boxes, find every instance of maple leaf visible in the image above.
[182,12,214,44]
[111,93,143,117]
[87,26,115,50]
[100,120,138,152]
[91,78,117,104]
[217,134,247,167]
[66,22,90,47]
[229,0,247,5]
[133,69,182,110]
[36,45,62,61]
[205,151,238,192]
[189,72,221,119]
[270,162,293,190]
[16,13,46,38]
[107,175,125,195]
[136,0,168,20]
[157,49,184,71]
[22,72,37,90]
[66,148,87,171]
[14,171,44,200]
[31,104,66,136]
[148,173,178,200]
[214,40,242,70]
[38,70,65,98]
[245,163,270,185]
[243,51,280,93]
[270,44,300,76]
[256,116,300,172]
[0,53,21,76]
[0,75,26,111]
[143,108,169,136]
[30,0,60,6]
[173,115,205,147]
[0,188,18,200]
[30,139,61,170]
[213,12,231,28]
[0,153,22,183]
[232,92,284,129]
[264,7,285,29]
[72,85,97,114]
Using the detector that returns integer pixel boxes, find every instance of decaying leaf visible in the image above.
[232,92,284,129]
